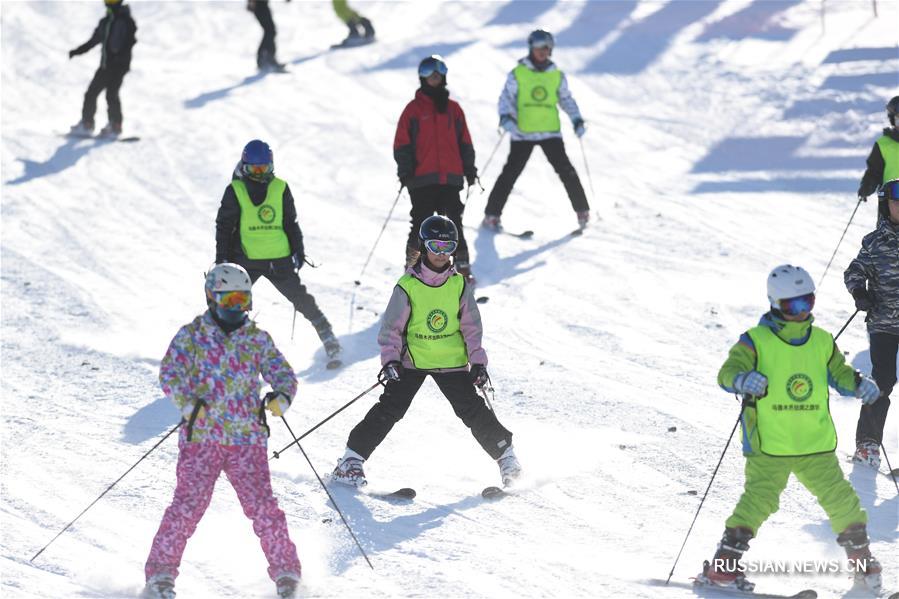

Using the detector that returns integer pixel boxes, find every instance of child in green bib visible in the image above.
[697,265,882,593]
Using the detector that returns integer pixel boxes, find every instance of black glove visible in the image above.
[852,287,873,312]
[68,49,76,59]
[465,170,477,187]
[399,176,411,189]
[291,251,304,272]
[858,194,867,203]
[380,360,403,383]
[469,364,489,388]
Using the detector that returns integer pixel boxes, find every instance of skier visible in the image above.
[332,0,375,47]
[215,139,341,362]
[394,55,478,282]
[144,263,302,599]
[247,0,285,71]
[858,96,899,222]
[68,0,137,138]
[843,178,899,468]
[331,215,521,488]
[483,29,590,233]
[698,265,882,593]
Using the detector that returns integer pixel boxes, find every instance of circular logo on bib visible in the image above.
[531,86,548,102]
[258,205,276,224]
[426,309,448,333]
[786,373,813,402]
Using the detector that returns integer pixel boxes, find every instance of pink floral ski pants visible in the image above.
[145,442,301,582]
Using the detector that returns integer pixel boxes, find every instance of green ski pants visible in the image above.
[332,0,361,23]
[725,452,866,536]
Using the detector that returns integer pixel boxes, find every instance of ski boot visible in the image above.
[312,317,341,359]
[405,244,420,268]
[69,119,95,137]
[98,121,122,138]
[576,210,590,230]
[696,527,755,592]
[496,446,522,487]
[275,574,300,598]
[143,574,176,599]
[838,523,882,593]
[332,449,367,487]
[481,214,502,232]
[853,440,881,469]
[359,17,375,40]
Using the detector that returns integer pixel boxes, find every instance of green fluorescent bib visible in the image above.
[876,135,899,183]
[514,65,562,133]
[397,273,469,369]
[232,178,290,260]
[746,325,837,457]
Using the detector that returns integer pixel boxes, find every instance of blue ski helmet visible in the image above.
[528,29,554,51]
[241,139,274,182]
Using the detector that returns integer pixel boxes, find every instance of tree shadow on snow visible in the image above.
[6,136,105,186]
[470,226,579,288]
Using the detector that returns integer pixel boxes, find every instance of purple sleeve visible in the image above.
[459,282,487,366]
[378,286,411,365]
[258,330,298,402]
[158,324,197,411]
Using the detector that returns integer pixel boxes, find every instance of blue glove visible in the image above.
[499,115,517,134]
[856,376,880,405]
[572,118,586,138]
[733,371,768,397]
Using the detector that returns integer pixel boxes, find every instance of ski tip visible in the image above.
[520,230,535,238]
[475,296,489,304]
[481,486,505,499]
[354,280,361,286]
[326,359,343,370]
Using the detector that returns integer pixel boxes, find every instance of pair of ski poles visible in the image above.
[31,380,385,567]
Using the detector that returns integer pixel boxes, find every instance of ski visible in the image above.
[330,37,375,50]
[844,454,898,479]
[571,228,585,237]
[365,487,416,501]
[500,229,534,239]
[475,296,489,304]
[326,358,343,370]
[482,486,507,499]
[645,578,816,598]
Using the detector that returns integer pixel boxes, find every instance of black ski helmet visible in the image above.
[419,214,458,245]
[528,29,555,51]
[888,96,899,127]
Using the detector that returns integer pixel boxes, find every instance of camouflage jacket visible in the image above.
[844,218,899,335]
[159,311,297,446]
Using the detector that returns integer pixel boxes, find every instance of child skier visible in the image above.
[330,215,521,488]
[394,55,478,282]
[844,178,899,468]
[698,264,882,593]
[143,263,302,599]
[483,29,590,232]
[215,139,341,363]
[858,96,899,222]
[68,0,137,138]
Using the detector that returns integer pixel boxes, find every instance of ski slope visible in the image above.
[2,1,897,597]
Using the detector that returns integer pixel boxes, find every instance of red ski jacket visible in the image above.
[393,89,476,190]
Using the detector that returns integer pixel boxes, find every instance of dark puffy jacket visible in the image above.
[71,5,137,70]
[214,167,305,271]
[844,218,899,335]
[393,89,476,190]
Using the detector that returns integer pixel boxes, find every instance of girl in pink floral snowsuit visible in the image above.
[144,280,302,598]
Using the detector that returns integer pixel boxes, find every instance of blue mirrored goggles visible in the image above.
[878,180,899,202]
[777,293,815,316]
[418,58,448,78]
[424,238,457,255]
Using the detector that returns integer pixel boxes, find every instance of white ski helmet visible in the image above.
[766,264,815,307]
[205,262,253,312]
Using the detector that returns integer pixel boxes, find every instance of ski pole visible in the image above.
[271,381,382,459]
[354,184,404,286]
[833,309,860,342]
[879,442,899,494]
[290,308,297,341]
[479,131,507,183]
[665,399,747,584]
[818,196,864,290]
[278,417,373,569]
[31,421,182,562]
[477,376,496,413]
[578,137,597,211]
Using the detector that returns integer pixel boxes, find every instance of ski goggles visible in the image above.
[528,32,555,50]
[777,293,815,316]
[878,180,899,202]
[213,290,251,311]
[423,239,458,255]
[243,162,273,178]
[418,56,448,78]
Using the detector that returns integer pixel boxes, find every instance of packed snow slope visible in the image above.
[2,1,897,597]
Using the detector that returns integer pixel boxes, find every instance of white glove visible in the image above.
[856,376,880,405]
[265,391,291,417]
[733,371,768,397]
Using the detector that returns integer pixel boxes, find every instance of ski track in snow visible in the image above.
[2,1,897,597]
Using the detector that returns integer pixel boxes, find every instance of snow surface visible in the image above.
[2,1,897,597]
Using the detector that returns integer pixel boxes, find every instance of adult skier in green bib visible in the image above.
[697,265,882,594]
[331,215,521,489]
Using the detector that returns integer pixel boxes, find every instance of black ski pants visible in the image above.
[347,370,513,460]
[245,262,330,335]
[82,66,128,125]
[485,137,589,218]
[858,332,896,445]
[252,0,277,66]
[407,185,470,263]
